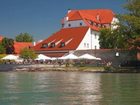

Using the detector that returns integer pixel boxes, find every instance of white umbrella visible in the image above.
[95,57,101,60]
[79,53,101,60]
[59,53,78,60]
[2,54,19,60]
[35,54,51,60]
[51,57,57,60]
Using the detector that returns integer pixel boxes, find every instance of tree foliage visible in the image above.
[20,48,37,59]
[1,37,15,54]
[1,37,14,48]
[122,0,140,39]
[99,0,140,49]
[15,33,33,42]
[0,44,5,54]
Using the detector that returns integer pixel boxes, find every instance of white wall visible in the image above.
[76,28,100,50]
[63,20,86,28]
[111,17,119,30]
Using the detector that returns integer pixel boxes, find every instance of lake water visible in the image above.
[0,71,140,105]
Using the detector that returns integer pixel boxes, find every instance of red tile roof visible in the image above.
[67,9,114,23]
[0,36,3,42]
[33,27,89,52]
[63,9,114,31]
[45,53,66,57]
[0,36,33,54]
[14,42,33,54]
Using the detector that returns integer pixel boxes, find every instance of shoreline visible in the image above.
[0,64,140,73]
[0,64,104,72]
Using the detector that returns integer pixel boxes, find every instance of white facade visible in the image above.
[76,28,100,50]
[111,17,119,30]
[62,13,117,50]
[63,20,86,28]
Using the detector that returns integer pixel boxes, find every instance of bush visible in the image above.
[0,54,6,59]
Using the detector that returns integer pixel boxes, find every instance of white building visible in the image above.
[33,9,118,57]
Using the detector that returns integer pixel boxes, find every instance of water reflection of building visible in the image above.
[78,73,102,105]
[42,72,102,105]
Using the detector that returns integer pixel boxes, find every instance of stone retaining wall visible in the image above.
[74,49,135,67]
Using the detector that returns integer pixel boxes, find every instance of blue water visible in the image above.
[0,71,140,105]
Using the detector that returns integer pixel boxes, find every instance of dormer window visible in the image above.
[60,42,65,47]
[90,21,93,25]
[50,42,55,48]
[98,24,101,27]
[68,24,71,27]
[41,43,48,48]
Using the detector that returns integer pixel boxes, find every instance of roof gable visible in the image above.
[65,9,114,31]
[14,42,33,54]
[67,9,114,23]
[68,11,82,21]
[33,27,89,51]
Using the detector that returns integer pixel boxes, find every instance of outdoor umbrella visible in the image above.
[79,53,101,60]
[35,54,51,60]
[59,53,78,60]
[2,54,19,60]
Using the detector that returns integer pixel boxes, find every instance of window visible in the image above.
[90,21,93,25]
[101,24,103,28]
[95,45,97,49]
[80,22,82,26]
[41,43,48,48]
[84,43,86,47]
[95,34,97,39]
[91,30,92,34]
[50,42,55,48]
[87,43,89,48]
[96,23,98,27]
[68,24,71,27]
[60,42,65,47]
[62,24,64,28]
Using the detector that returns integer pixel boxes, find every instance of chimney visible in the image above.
[96,14,100,21]
[33,42,36,46]
[68,9,71,13]
[65,9,71,21]
[66,16,69,21]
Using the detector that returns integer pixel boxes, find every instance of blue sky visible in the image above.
[0,0,127,41]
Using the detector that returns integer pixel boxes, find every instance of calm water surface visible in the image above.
[0,71,140,105]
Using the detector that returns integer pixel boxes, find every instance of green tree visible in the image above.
[0,44,5,54]
[99,28,113,48]
[121,0,140,44]
[99,0,140,49]
[15,33,33,42]
[20,48,37,59]
[1,37,15,54]
[1,37,14,48]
